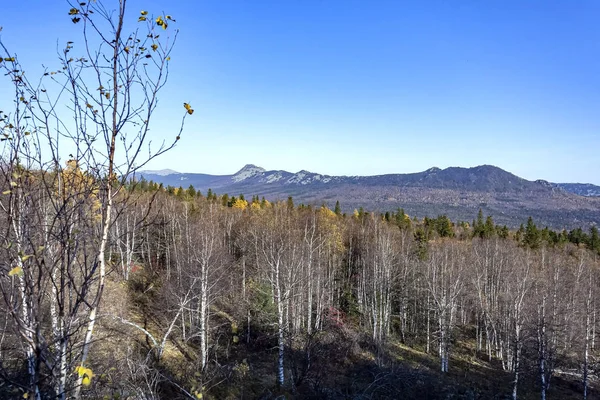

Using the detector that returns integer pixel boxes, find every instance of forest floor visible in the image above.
[190,324,594,399]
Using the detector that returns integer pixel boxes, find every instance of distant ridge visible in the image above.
[140,168,180,176]
[554,183,600,197]
[140,164,600,229]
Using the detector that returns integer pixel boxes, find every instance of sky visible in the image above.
[1,1,599,184]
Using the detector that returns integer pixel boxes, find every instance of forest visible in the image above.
[1,1,600,399]
[1,174,600,399]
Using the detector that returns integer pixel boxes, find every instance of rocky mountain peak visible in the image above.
[232,164,266,182]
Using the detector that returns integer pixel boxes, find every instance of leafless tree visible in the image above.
[0,1,188,397]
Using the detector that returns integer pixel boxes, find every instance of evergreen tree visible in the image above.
[483,216,495,239]
[334,200,342,216]
[229,196,237,207]
[523,217,541,249]
[589,226,600,253]
[435,215,454,238]
[540,227,552,245]
[413,228,428,260]
[395,208,410,230]
[515,223,525,243]
[568,227,588,246]
[498,225,509,239]
[187,184,196,198]
[423,217,435,238]
[560,229,569,244]
[473,209,486,239]
[287,196,294,211]
[547,230,559,245]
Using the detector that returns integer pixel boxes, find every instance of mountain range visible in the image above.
[140,164,600,229]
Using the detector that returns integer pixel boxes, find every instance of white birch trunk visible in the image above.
[275,259,285,387]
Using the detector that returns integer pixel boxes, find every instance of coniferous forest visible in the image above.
[1,1,600,399]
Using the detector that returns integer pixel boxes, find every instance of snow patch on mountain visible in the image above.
[232,164,266,182]
[265,172,284,183]
[287,172,307,184]
[141,169,179,176]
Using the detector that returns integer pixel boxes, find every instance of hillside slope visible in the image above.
[140,165,600,228]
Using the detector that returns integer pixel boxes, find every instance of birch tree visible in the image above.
[0,1,188,397]
[426,241,465,372]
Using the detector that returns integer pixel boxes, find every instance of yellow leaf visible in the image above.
[151,44,158,51]
[2,190,11,195]
[68,8,79,15]
[75,366,93,386]
[141,10,148,15]
[156,16,167,30]
[20,254,32,262]
[184,103,191,111]
[8,266,22,277]
[124,47,130,54]
[23,393,28,399]
[187,109,194,115]
[105,92,110,100]
[138,16,147,22]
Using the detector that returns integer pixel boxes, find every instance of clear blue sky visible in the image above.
[1,1,599,183]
